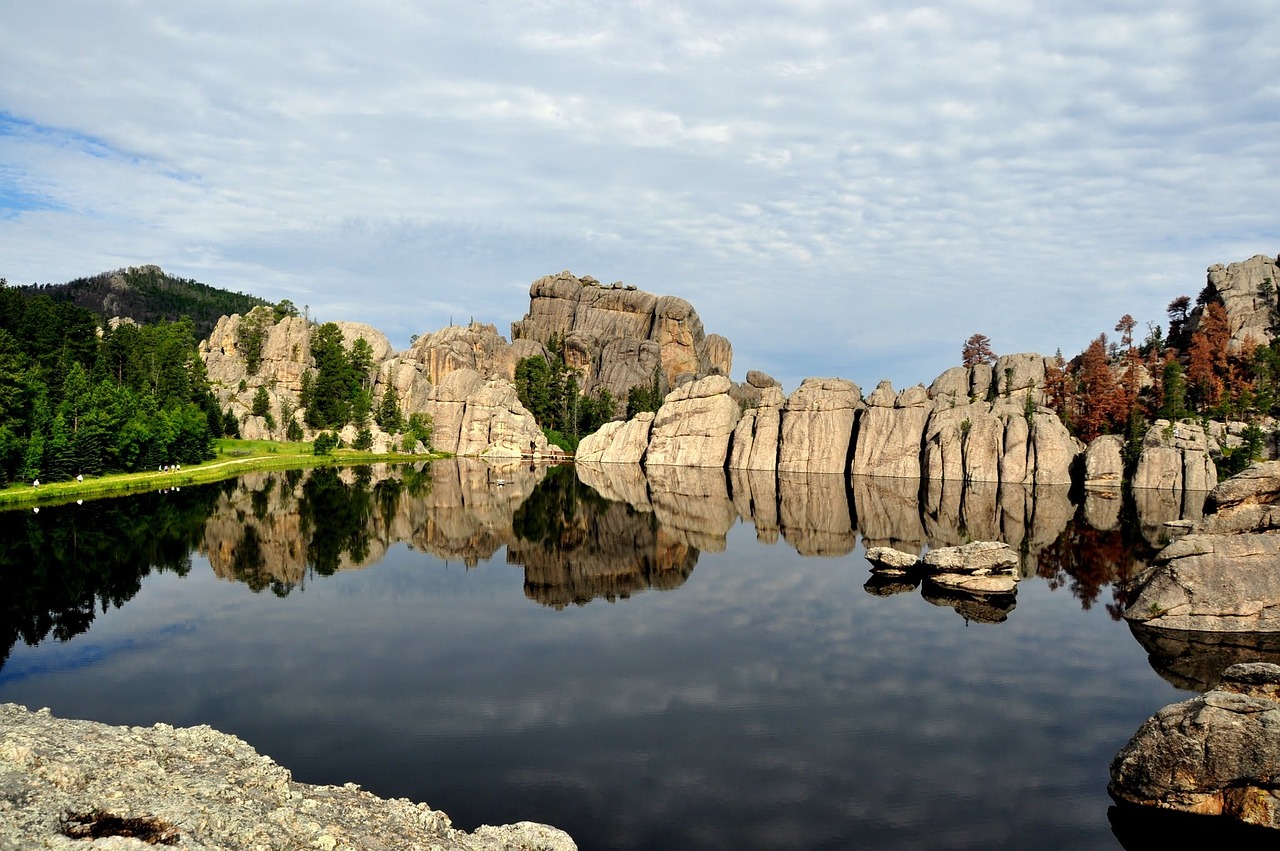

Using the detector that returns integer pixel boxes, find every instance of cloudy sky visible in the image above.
[2,1,1276,391]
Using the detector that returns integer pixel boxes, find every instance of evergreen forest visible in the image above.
[0,280,228,485]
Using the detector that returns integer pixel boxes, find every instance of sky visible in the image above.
[1,1,1277,393]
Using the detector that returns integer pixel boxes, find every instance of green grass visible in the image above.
[0,438,439,511]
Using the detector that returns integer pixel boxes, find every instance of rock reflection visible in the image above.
[1126,622,1280,692]
[922,583,1018,624]
[852,476,924,554]
[1,460,1216,636]
[778,472,857,556]
[509,466,697,609]
[646,465,737,553]
[729,467,779,545]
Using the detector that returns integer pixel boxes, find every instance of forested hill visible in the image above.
[16,265,269,338]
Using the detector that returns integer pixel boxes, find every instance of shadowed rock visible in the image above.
[1127,622,1280,692]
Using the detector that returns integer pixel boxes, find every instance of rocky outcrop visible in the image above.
[921,541,1021,594]
[425,369,549,458]
[1109,662,1280,830]
[918,360,1079,486]
[1126,533,1280,631]
[0,703,576,851]
[1084,434,1125,488]
[1190,254,1280,352]
[509,271,731,401]
[1132,420,1217,494]
[728,379,784,472]
[646,375,740,468]
[1198,460,1280,534]
[1126,461,1280,631]
[777,378,862,474]
[850,382,929,478]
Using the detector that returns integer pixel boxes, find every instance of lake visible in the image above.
[1,460,1271,849]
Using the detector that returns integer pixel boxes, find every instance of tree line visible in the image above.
[0,281,225,485]
[964,270,1280,477]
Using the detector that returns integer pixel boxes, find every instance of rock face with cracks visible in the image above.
[0,703,577,851]
[1109,662,1280,830]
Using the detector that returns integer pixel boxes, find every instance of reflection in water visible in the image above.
[1126,622,1280,692]
[0,487,220,670]
[509,466,697,608]
[1,459,1273,850]
[0,460,1239,676]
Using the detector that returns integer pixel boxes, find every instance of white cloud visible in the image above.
[0,0,1276,389]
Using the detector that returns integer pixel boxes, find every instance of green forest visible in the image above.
[17,265,269,338]
[0,280,228,486]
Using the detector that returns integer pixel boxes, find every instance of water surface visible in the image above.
[0,461,1265,849]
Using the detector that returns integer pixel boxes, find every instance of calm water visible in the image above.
[1,460,1273,849]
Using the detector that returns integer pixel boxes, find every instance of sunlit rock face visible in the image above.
[1187,254,1280,352]
[1110,662,1280,830]
[646,375,740,469]
[1132,419,1217,495]
[509,271,731,401]
[777,378,862,475]
[1126,460,1280,632]
[850,382,929,479]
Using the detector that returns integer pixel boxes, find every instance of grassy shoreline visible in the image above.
[0,439,438,510]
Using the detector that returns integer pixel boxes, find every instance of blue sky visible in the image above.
[1,1,1276,392]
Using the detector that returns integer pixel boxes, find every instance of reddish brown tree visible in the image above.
[1115,314,1137,351]
[1072,336,1127,442]
[961,333,997,367]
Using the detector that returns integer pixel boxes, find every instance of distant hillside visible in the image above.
[17,265,270,337]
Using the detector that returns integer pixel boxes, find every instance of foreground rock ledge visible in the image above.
[1109,663,1280,830]
[0,704,577,851]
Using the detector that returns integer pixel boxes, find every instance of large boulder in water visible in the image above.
[1109,662,1280,829]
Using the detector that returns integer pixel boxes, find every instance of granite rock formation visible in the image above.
[1132,419,1217,494]
[509,271,731,401]
[0,703,576,851]
[1109,662,1280,830]
[777,378,862,475]
[645,375,741,468]
[1187,254,1280,353]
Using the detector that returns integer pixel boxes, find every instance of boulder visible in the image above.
[1126,533,1280,631]
[1084,434,1126,488]
[646,375,740,468]
[865,546,921,574]
[921,541,1021,594]
[922,541,1020,573]
[729,384,784,471]
[1109,662,1280,829]
[778,378,862,474]
[1133,420,1217,493]
[1204,460,1280,515]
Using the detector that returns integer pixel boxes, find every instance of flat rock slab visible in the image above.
[921,541,1020,575]
[864,546,921,573]
[0,704,577,851]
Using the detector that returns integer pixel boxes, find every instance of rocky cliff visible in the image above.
[1186,254,1280,353]
[510,271,733,401]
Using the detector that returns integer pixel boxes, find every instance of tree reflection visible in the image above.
[0,487,219,672]
[1032,499,1158,620]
